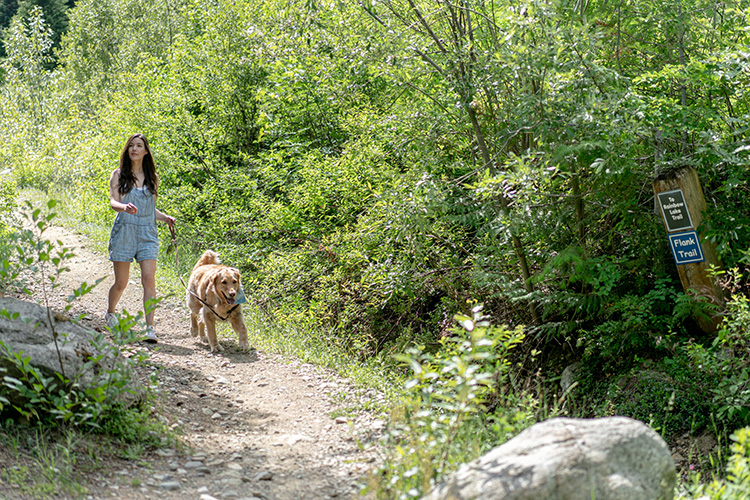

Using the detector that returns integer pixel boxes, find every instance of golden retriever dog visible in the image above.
[186,250,249,353]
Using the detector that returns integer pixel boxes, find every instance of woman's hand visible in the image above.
[124,203,138,214]
[155,208,175,228]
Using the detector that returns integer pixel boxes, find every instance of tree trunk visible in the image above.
[653,167,725,333]
[468,106,541,325]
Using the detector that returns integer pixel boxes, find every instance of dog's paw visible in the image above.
[239,341,251,351]
[210,343,224,353]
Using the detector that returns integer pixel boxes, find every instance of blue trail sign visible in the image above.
[668,231,705,265]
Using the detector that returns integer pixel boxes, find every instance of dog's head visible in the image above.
[214,267,242,305]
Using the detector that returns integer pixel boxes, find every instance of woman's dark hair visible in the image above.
[118,133,158,195]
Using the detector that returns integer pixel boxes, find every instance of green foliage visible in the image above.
[0,0,18,40]
[588,354,715,439]
[369,306,534,499]
[0,200,155,432]
[0,6,55,137]
[3,2,750,495]
[13,0,70,58]
[573,275,750,440]
[681,427,750,500]
[699,290,750,429]
[0,175,17,283]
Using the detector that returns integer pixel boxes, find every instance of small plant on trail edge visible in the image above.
[0,200,158,435]
[679,426,750,499]
[366,304,534,499]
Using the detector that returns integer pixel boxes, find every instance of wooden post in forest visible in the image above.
[653,167,724,333]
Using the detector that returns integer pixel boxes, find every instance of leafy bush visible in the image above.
[368,305,534,499]
[586,355,716,438]
[572,269,750,440]
[0,175,18,289]
[697,287,750,430]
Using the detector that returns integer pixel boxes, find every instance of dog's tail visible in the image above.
[194,250,221,270]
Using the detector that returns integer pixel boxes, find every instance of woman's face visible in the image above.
[128,137,147,163]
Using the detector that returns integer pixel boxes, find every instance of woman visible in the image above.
[105,133,175,342]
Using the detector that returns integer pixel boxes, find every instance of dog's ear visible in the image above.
[233,269,241,284]
[205,272,218,301]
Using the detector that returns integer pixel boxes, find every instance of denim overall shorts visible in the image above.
[108,186,159,262]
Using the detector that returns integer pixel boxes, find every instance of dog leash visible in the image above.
[169,224,240,322]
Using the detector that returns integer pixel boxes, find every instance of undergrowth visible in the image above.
[366,305,536,499]
[679,426,750,499]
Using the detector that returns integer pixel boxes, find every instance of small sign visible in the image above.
[657,189,693,232]
[668,231,705,265]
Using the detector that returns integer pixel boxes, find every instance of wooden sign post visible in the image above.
[653,167,724,333]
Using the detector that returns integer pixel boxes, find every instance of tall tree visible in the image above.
[364,0,544,323]
[14,0,69,57]
[0,0,18,57]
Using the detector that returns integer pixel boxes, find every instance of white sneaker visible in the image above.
[105,312,118,329]
[143,326,158,343]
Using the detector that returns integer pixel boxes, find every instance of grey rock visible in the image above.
[222,476,243,487]
[422,417,675,500]
[160,481,181,491]
[254,470,274,481]
[560,362,580,393]
[185,460,204,469]
[0,297,144,406]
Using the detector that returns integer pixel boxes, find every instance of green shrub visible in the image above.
[368,305,534,499]
[701,287,750,430]
[0,175,18,291]
[574,270,750,440]
[588,355,715,438]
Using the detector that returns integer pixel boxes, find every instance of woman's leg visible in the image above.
[108,261,131,313]
[139,259,157,326]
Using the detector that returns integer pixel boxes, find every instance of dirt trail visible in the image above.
[20,224,384,500]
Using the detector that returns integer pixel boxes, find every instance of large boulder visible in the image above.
[0,296,144,408]
[423,416,675,500]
